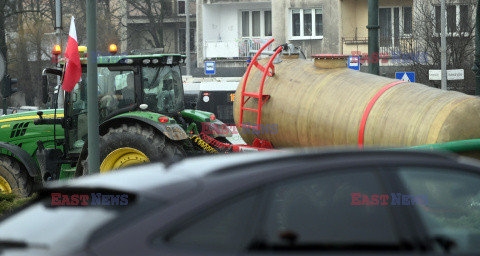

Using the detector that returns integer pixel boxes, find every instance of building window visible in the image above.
[289,8,323,40]
[435,5,469,34]
[178,0,185,15]
[179,28,195,53]
[264,11,272,36]
[178,0,195,15]
[242,12,249,37]
[241,10,272,38]
[403,7,412,34]
[447,5,456,33]
[252,11,260,37]
[379,7,412,48]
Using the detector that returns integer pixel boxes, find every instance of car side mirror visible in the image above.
[42,74,49,104]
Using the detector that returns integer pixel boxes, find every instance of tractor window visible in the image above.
[98,67,135,120]
[142,66,184,113]
[68,67,135,153]
[69,74,88,152]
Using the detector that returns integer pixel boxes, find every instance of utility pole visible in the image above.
[474,0,480,95]
[87,0,100,174]
[0,52,6,115]
[186,0,191,76]
[55,0,64,108]
[367,0,379,75]
[440,0,447,90]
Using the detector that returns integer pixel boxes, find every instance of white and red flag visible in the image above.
[62,16,82,92]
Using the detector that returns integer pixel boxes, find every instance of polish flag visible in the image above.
[62,17,82,92]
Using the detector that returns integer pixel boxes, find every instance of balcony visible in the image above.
[343,36,419,65]
[204,38,273,59]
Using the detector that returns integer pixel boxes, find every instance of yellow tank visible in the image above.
[233,56,480,148]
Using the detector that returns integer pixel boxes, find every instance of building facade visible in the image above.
[196,0,271,69]
[273,0,341,57]
[122,0,197,60]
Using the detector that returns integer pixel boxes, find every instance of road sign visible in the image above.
[348,56,360,71]
[429,70,441,80]
[395,72,415,82]
[429,69,465,80]
[205,61,216,75]
[447,69,464,80]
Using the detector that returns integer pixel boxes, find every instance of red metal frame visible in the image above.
[239,38,283,130]
[200,133,275,152]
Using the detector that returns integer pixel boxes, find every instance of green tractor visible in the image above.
[0,109,64,196]
[0,52,231,196]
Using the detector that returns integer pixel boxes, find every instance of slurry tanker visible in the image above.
[232,39,480,158]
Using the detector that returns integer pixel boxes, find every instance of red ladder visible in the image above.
[239,38,283,130]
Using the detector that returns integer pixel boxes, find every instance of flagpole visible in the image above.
[56,0,64,108]
[87,0,100,174]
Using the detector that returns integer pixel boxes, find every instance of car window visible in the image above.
[0,198,127,255]
[165,192,258,252]
[254,170,400,250]
[398,167,480,253]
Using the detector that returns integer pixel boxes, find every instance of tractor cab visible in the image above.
[41,51,188,163]
[60,54,187,154]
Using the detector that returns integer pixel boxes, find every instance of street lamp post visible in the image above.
[440,0,447,90]
[367,0,379,75]
[55,0,64,108]
[186,0,191,76]
[86,0,100,173]
[474,0,480,95]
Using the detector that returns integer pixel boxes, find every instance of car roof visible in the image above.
[46,151,285,192]
[45,149,478,197]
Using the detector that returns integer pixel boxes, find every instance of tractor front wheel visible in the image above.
[98,123,185,173]
[0,155,32,197]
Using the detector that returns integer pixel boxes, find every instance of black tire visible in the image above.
[0,155,32,197]
[98,123,186,172]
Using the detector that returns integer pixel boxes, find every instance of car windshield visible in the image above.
[0,197,133,254]
[142,65,184,113]
[398,167,480,253]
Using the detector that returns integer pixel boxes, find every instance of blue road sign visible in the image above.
[205,61,216,75]
[348,56,360,71]
[395,72,415,82]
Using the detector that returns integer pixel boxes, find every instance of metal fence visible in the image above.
[204,38,273,59]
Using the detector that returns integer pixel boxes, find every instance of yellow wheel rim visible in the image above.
[0,176,12,194]
[100,147,150,173]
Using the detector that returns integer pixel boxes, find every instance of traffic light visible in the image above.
[2,75,18,98]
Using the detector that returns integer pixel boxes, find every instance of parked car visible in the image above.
[1,150,480,255]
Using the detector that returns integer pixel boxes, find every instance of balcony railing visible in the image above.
[344,36,417,62]
[238,38,273,57]
[204,38,273,59]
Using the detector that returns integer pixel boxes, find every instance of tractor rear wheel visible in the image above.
[0,155,32,197]
[98,123,185,173]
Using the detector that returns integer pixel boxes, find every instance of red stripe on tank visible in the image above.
[358,80,407,148]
